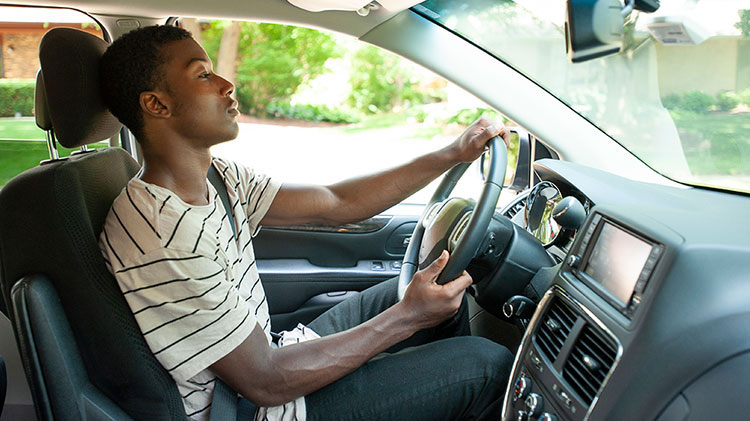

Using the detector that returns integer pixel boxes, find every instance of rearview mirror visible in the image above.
[565,0,624,63]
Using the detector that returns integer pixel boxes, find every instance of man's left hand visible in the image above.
[447,117,510,163]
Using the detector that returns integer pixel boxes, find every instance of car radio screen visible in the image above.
[584,222,653,305]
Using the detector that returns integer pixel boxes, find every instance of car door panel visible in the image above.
[254,214,419,331]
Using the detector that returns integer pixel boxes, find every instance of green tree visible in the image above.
[736,10,750,36]
[348,45,438,114]
[201,22,340,116]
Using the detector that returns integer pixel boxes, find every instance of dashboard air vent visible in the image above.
[562,324,617,406]
[534,297,577,363]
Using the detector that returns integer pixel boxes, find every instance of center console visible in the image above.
[502,211,670,420]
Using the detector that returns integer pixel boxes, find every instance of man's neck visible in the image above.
[140,143,213,206]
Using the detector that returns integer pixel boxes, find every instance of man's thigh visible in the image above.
[307,276,400,337]
[306,277,471,353]
[305,336,514,421]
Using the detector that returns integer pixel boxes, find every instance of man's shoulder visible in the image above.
[103,177,202,256]
[211,157,262,190]
[109,178,167,226]
[101,179,165,256]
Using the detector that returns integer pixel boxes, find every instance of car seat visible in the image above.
[0,27,187,419]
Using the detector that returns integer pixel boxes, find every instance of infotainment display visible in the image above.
[583,222,653,305]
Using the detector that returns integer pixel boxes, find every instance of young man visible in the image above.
[99,25,513,420]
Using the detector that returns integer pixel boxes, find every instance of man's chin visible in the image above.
[217,125,240,144]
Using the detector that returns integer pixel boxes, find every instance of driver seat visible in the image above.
[0,27,186,419]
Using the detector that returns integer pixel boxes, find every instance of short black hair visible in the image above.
[100,25,192,141]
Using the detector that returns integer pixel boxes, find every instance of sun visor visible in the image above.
[287,0,422,13]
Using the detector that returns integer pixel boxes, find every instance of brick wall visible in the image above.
[3,33,42,78]
[0,24,102,79]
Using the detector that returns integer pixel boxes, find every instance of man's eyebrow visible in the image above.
[185,57,210,69]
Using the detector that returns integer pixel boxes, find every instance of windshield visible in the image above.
[415,0,750,194]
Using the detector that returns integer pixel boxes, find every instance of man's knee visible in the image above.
[448,336,514,385]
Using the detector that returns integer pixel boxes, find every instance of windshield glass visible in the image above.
[415,0,750,194]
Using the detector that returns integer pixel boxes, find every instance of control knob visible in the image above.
[525,393,543,417]
[513,375,531,400]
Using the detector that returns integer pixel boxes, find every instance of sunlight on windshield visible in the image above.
[416,0,750,194]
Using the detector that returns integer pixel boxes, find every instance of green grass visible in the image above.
[0,118,46,140]
[0,140,108,187]
[0,119,111,187]
[672,110,750,176]
[340,113,410,134]
[405,127,444,140]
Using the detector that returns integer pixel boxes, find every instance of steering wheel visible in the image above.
[397,136,507,300]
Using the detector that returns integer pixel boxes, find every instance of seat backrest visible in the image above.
[0,27,185,419]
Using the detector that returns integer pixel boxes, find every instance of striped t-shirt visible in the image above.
[99,157,311,420]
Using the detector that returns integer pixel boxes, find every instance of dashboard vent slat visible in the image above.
[534,298,577,364]
[563,324,618,407]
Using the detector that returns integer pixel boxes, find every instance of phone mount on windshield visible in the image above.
[565,0,660,63]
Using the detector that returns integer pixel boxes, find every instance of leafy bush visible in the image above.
[348,45,441,114]
[201,22,341,116]
[0,79,35,117]
[681,91,714,113]
[661,93,682,110]
[716,91,740,112]
[447,108,501,126]
[266,102,361,124]
[738,88,750,106]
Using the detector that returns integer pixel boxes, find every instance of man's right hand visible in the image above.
[399,250,473,330]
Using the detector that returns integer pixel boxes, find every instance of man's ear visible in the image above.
[139,91,172,119]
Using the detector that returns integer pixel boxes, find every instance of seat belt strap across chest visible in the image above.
[206,163,245,420]
[207,163,237,241]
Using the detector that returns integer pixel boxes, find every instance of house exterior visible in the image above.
[1,7,102,79]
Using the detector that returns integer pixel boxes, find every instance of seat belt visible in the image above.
[207,164,237,240]
[206,163,248,420]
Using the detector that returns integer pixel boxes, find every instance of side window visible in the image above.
[179,19,521,207]
[0,7,104,188]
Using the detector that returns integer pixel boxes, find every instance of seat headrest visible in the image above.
[34,70,53,132]
[39,28,122,148]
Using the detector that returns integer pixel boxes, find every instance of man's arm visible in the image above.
[260,118,508,227]
[210,251,470,406]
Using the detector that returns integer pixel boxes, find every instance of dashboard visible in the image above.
[500,159,750,420]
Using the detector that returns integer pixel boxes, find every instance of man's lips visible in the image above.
[228,100,239,116]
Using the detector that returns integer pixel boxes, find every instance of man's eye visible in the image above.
[200,72,211,79]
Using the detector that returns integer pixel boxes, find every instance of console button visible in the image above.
[566,255,581,268]
[525,393,543,417]
[559,390,573,408]
[516,410,529,421]
[538,413,557,421]
[513,375,531,401]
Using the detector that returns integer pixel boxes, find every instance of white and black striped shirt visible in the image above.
[100,158,311,421]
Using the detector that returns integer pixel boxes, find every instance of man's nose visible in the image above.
[218,74,234,96]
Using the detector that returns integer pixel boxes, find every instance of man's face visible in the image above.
[158,38,240,146]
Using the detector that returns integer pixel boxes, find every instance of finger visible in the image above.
[421,250,449,280]
[499,126,511,148]
[479,124,502,143]
[443,270,473,294]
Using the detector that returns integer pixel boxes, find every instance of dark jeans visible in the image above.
[304,277,514,421]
